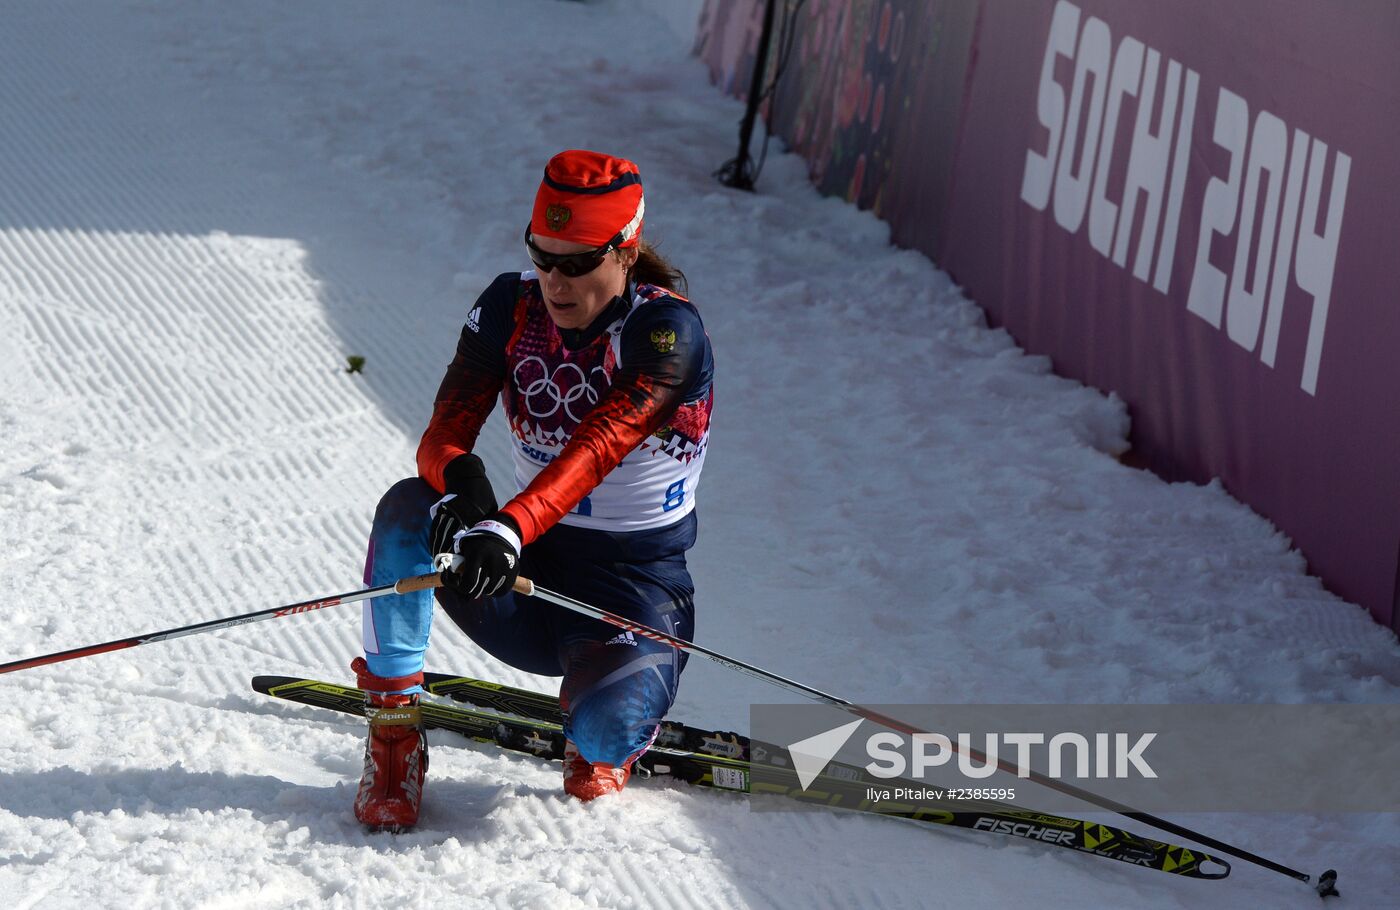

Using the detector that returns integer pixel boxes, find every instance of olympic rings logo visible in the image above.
[513,356,611,424]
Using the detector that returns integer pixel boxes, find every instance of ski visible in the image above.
[253,674,1228,881]
[422,672,749,761]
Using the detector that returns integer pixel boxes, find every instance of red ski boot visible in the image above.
[562,739,635,802]
[351,657,427,831]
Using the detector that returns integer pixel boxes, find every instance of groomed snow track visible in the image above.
[1,2,1396,907]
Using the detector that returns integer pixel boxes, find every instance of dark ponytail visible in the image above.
[629,239,688,297]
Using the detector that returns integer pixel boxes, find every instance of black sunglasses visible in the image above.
[524,228,615,278]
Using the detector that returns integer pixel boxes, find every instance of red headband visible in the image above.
[530,150,645,249]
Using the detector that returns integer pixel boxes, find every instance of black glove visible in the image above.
[429,454,497,558]
[442,514,521,599]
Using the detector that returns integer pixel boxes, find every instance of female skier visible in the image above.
[351,149,713,830]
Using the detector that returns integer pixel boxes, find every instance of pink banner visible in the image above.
[941,0,1400,629]
[698,0,1400,629]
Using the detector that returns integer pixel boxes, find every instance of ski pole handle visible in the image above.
[393,571,533,595]
[394,572,448,594]
[429,555,535,597]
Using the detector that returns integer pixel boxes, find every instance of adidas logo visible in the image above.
[605,630,638,647]
[466,306,482,333]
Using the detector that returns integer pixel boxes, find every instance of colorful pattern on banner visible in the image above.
[697,0,979,252]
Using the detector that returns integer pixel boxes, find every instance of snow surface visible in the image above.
[648,0,705,46]
[0,1,1396,907]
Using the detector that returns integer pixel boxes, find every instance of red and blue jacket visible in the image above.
[418,271,713,548]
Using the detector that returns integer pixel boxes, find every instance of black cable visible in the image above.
[749,0,805,185]
[715,0,805,191]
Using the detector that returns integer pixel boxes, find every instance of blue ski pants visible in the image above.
[361,477,695,767]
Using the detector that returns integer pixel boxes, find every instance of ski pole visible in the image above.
[0,572,443,675]
[510,575,1338,898]
[3,567,1337,896]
